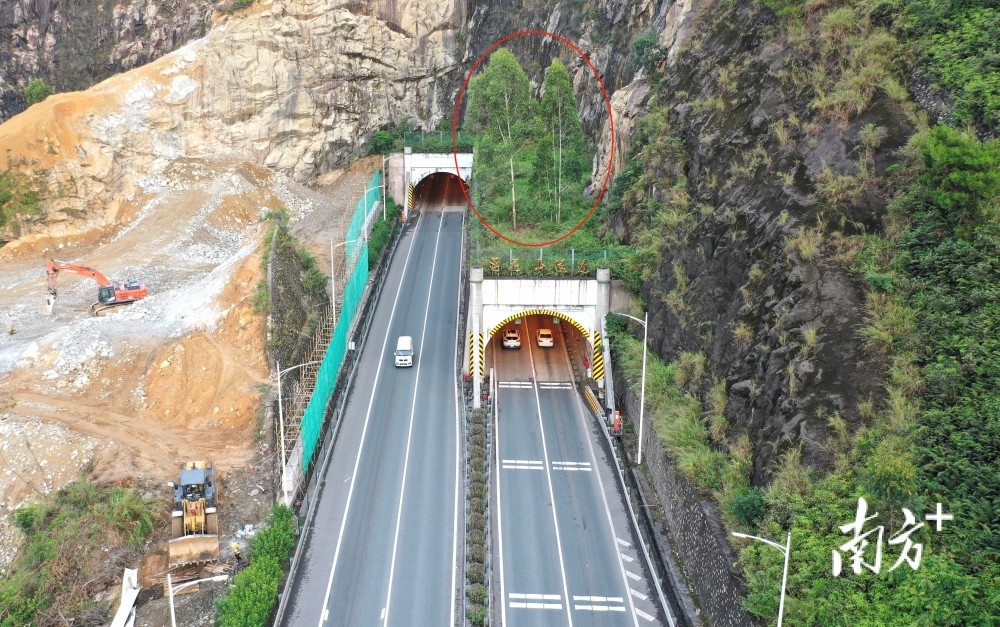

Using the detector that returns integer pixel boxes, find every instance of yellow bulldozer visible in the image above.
[168,461,220,568]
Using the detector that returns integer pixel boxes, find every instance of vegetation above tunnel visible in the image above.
[466,49,594,243]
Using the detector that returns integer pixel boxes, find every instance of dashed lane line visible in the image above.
[575,605,627,612]
[630,588,649,601]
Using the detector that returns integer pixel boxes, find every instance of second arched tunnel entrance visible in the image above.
[484,312,593,390]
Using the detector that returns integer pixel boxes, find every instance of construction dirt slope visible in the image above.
[0,155,371,574]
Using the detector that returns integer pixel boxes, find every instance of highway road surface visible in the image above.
[282,177,465,626]
[491,315,672,627]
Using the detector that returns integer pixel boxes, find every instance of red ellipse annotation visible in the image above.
[452,30,616,248]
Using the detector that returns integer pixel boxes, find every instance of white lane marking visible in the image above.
[379,608,385,620]
[495,355,507,627]
[322,609,329,622]
[617,537,632,547]
[499,381,533,388]
[509,593,561,600]
[503,465,545,470]
[502,459,544,465]
[551,461,593,472]
[573,596,625,602]
[557,342,640,627]
[318,205,425,626]
[449,211,465,627]
[538,381,574,389]
[621,553,635,563]
[625,570,642,581]
[510,602,564,610]
[382,211,446,626]
[526,334,574,627]
[630,588,648,601]
[574,605,627,612]
[636,607,656,622]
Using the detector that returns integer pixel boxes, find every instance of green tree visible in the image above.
[23,79,52,105]
[466,48,539,230]
[536,58,587,224]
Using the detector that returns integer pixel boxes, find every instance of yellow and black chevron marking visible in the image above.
[467,331,474,374]
[478,332,486,377]
[490,309,590,339]
[591,331,605,381]
[407,182,414,209]
[583,386,601,417]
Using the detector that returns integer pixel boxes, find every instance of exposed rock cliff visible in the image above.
[0,0,216,122]
[0,0,463,251]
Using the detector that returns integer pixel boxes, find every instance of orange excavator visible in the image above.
[45,259,148,316]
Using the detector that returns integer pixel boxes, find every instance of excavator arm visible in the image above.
[43,259,146,316]
[46,259,112,294]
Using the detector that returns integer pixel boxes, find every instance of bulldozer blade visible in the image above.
[168,535,220,568]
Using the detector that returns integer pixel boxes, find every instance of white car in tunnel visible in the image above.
[535,328,554,347]
[502,329,521,349]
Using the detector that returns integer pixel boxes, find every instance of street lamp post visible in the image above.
[608,311,649,465]
[276,359,321,506]
[167,573,228,627]
[732,531,792,626]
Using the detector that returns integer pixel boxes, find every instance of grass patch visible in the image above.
[0,480,160,625]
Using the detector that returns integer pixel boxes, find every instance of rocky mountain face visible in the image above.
[0,0,463,250]
[607,0,909,483]
[0,0,216,122]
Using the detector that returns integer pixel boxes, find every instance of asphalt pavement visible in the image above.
[282,180,465,626]
[492,316,670,627]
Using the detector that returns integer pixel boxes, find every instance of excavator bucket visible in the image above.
[42,291,55,315]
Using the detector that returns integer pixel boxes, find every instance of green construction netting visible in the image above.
[347,169,381,269]
[300,170,380,471]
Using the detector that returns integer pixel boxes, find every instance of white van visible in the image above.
[394,336,414,367]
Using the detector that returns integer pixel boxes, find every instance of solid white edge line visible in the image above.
[557,339,641,627]
[526,335,574,627]
[382,211,446,626]
[495,339,507,627]
[449,209,465,627]
[317,206,425,627]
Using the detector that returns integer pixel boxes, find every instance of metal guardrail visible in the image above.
[470,245,635,279]
[272,214,406,626]
[403,130,474,153]
[599,394,693,627]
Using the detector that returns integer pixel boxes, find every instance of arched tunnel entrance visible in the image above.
[413,172,468,210]
[485,310,593,387]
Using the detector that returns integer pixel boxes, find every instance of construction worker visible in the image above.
[231,541,242,564]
